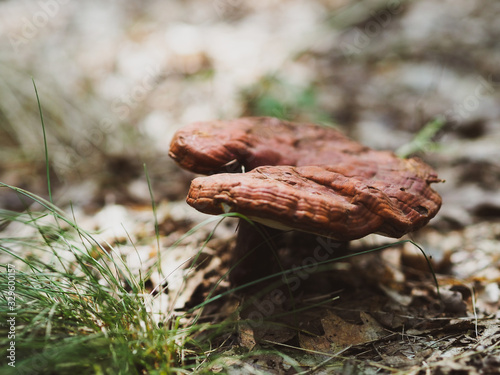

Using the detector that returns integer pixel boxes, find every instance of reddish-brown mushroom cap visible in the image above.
[169,117,369,174]
[187,162,442,241]
[170,116,443,240]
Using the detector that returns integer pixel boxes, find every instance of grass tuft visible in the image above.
[0,184,219,374]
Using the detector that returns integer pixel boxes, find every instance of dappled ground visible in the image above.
[1,0,500,373]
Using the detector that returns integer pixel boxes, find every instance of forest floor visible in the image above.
[1,1,500,373]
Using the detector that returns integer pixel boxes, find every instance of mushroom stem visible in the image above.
[229,219,283,286]
[229,219,352,292]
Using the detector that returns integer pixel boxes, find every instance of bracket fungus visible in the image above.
[169,117,443,284]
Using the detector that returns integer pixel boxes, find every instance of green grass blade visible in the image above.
[31,78,52,204]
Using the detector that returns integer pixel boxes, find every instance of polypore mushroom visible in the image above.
[187,163,441,240]
[168,116,368,174]
[169,117,443,285]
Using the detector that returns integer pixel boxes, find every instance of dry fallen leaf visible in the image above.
[239,321,257,351]
[238,294,296,349]
[299,310,387,353]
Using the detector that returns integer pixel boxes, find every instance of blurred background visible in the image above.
[1,0,499,233]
